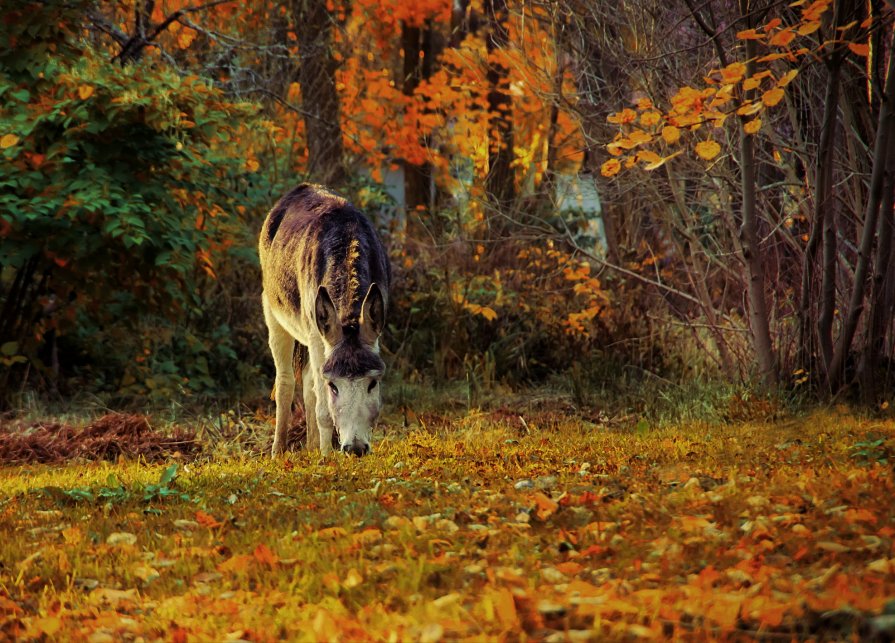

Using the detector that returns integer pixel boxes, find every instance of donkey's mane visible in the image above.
[323,331,385,379]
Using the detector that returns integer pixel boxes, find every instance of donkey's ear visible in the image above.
[360,283,385,345]
[315,286,342,345]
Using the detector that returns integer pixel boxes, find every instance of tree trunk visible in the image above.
[738,5,777,388]
[484,0,515,211]
[829,38,895,390]
[401,20,442,234]
[862,125,895,397]
[293,0,345,186]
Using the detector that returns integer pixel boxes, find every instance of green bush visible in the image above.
[0,1,277,404]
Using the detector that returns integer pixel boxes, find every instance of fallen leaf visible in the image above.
[106,532,137,546]
[532,492,559,520]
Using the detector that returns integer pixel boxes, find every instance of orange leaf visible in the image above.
[555,561,583,575]
[798,20,821,35]
[757,52,792,62]
[640,110,662,126]
[769,29,796,47]
[762,87,785,106]
[177,30,196,49]
[706,594,744,629]
[636,150,661,165]
[719,62,746,83]
[765,18,782,31]
[0,133,19,148]
[695,140,721,160]
[351,528,383,545]
[661,125,680,144]
[737,28,765,40]
[848,42,870,57]
[607,108,637,124]
[78,85,94,100]
[844,508,877,524]
[600,158,622,177]
[532,492,558,520]
[317,526,348,540]
[744,118,762,134]
[743,77,763,91]
[195,510,223,528]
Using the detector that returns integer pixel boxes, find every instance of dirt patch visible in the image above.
[0,413,200,464]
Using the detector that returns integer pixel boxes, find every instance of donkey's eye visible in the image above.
[368,380,378,393]
[328,382,339,396]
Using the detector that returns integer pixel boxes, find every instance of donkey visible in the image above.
[259,184,391,457]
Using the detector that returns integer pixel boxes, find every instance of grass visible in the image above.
[1,403,895,641]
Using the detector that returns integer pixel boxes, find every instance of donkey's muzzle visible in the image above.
[341,441,370,457]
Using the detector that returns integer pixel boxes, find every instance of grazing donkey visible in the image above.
[259,184,390,457]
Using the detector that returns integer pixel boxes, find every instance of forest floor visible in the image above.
[1,403,894,641]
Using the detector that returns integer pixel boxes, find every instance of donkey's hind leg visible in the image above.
[263,295,295,458]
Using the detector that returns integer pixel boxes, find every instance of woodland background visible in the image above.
[2,0,895,411]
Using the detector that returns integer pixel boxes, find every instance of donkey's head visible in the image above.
[314,282,386,456]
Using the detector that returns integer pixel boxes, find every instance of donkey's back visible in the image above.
[259,184,390,457]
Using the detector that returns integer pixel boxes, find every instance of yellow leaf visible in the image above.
[636,150,661,165]
[485,587,518,628]
[762,87,785,106]
[0,133,19,148]
[245,158,260,172]
[744,118,762,134]
[479,306,498,322]
[778,69,799,86]
[78,85,94,100]
[628,129,652,145]
[743,77,763,91]
[695,139,721,160]
[343,568,363,588]
[737,101,764,116]
[643,151,682,171]
[661,125,680,144]
[32,616,62,636]
[867,558,895,574]
[217,554,253,573]
[601,158,622,177]
[849,42,870,57]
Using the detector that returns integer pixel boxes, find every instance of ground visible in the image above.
[1,406,894,641]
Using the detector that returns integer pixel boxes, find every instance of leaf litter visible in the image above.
[0,409,893,640]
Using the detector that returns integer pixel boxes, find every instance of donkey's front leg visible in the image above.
[264,296,295,458]
[301,355,320,452]
[308,340,336,456]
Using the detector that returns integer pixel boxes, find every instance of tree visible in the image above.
[292,0,346,186]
